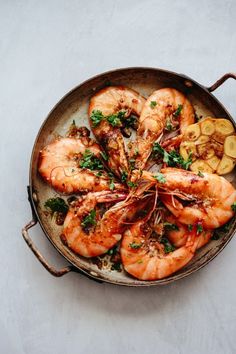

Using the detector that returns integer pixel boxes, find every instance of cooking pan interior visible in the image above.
[30,68,236,286]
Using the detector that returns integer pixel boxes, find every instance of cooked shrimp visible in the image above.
[88,86,145,177]
[129,88,194,169]
[38,137,124,194]
[121,220,199,280]
[62,190,148,258]
[147,167,236,229]
[165,214,212,248]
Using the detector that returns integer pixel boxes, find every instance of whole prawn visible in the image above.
[129,88,195,170]
[38,137,124,194]
[89,86,145,178]
[121,217,199,281]
[136,168,236,229]
[61,190,149,257]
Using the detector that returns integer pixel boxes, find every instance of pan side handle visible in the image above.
[22,187,73,277]
[207,73,236,92]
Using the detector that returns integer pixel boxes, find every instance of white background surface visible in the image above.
[1,1,236,353]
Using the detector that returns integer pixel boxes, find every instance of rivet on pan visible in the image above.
[32,192,38,203]
[90,271,98,277]
[184,80,193,88]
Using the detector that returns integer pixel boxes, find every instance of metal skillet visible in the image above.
[22,67,236,286]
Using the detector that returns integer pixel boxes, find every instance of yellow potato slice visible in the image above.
[184,124,201,141]
[205,156,220,171]
[180,142,197,162]
[190,160,214,174]
[200,118,215,136]
[194,135,210,145]
[215,118,234,136]
[216,154,235,175]
[224,135,236,159]
[197,143,215,160]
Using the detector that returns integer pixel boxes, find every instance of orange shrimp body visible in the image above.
[38,137,124,194]
[130,88,194,169]
[165,215,212,248]
[121,220,199,281]
[158,168,236,229]
[89,86,145,177]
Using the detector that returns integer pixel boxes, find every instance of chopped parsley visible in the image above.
[121,171,128,182]
[165,117,174,131]
[173,104,183,117]
[107,245,118,256]
[153,172,166,184]
[198,171,204,178]
[45,198,69,214]
[160,237,176,253]
[134,148,139,157]
[129,158,136,171]
[90,110,104,127]
[196,223,203,235]
[152,142,192,170]
[81,209,96,229]
[127,181,137,188]
[231,202,236,212]
[79,149,103,171]
[107,111,125,127]
[188,224,193,231]
[100,151,108,161]
[129,242,142,249]
[111,262,122,271]
[125,115,138,129]
[109,179,115,190]
[150,101,157,109]
[163,222,179,231]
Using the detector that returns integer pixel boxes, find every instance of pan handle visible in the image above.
[207,73,236,92]
[22,187,73,277]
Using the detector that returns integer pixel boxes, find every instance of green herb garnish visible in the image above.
[127,181,137,188]
[160,237,176,253]
[166,117,174,131]
[81,209,96,229]
[231,202,236,212]
[129,158,136,171]
[173,104,183,117]
[196,223,203,235]
[150,101,157,109]
[198,171,204,177]
[80,149,103,171]
[129,242,142,249]
[121,171,128,182]
[164,222,179,231]
[109,179,115,190]
[90,110,104,127]
[100,151,108,161]
[152,142,192,170]
[153,173,166,184]
[111,262,122,271]
[44,198,69,214]
[188,224,193,231]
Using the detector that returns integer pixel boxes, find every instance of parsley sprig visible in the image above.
[153,173,166,184]
[152,142,192,170]
[81,209,97,230]
[44,198,69,214]
[90,109,126,128]
[79,149,103,171]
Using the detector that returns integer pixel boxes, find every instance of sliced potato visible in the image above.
[205,156,220,171]
[200,118,215,136]
[194,135,210,145]
[197,143,215,160]
[215,118,234,136]
[190,160,214,174]
[184,124,201,141]
[180,142,197,161]
[216,154,235,175]
[224,135,236,159]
